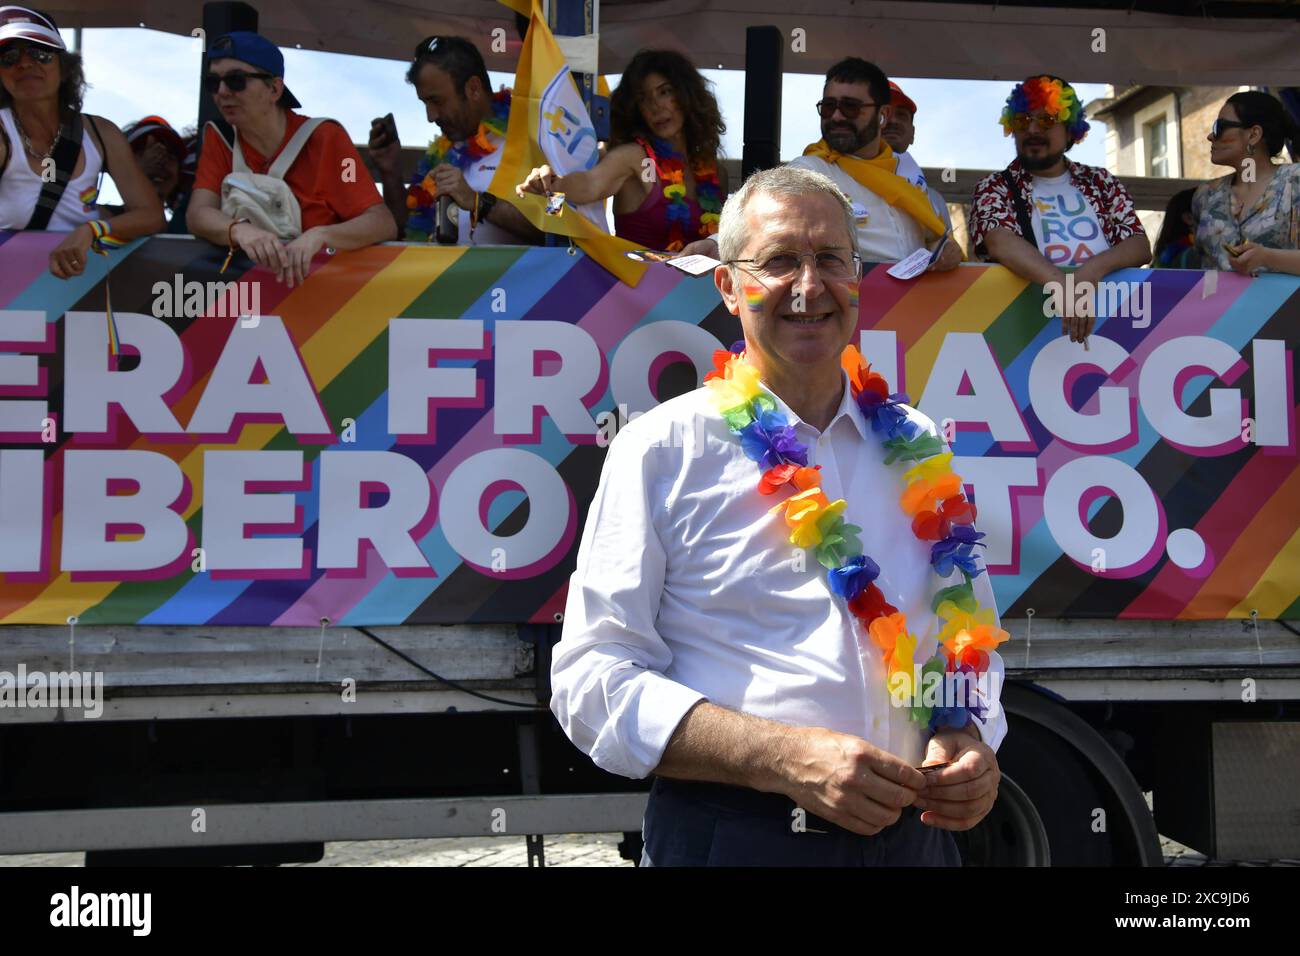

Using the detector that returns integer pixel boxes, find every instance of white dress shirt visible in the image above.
[550,370,1009,781]
[786,154,927,264]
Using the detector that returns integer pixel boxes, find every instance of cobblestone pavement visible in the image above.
[3,832,1297,867]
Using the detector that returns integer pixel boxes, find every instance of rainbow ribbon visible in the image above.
[87,220,124,356]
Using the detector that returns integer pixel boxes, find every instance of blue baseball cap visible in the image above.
[208,31,301,109]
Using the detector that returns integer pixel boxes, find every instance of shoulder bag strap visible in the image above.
[24,111,84,230]
[1001,168,1038,250]
[267,117,328,180]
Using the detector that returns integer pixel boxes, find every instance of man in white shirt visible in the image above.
[882,80,954,234]
[551,165,1006,867]
[367,35,541,245]
[787,58,958,271]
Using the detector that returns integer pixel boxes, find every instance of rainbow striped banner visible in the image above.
[0,232,1297,624]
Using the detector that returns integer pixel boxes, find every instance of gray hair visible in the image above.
[715,165,859,265]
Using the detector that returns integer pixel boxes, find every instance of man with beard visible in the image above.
[882,80,953,235]
[789,58,959,271]
[970,75,1149,343]
[368,35,541,244]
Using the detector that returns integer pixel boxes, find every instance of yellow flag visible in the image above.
[489,0,647,286]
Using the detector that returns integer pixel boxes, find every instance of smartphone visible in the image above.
[918,761,952,776]
[1223,241,1242,258]
[373,112,397,147]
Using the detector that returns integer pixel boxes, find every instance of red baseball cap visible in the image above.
[888,81,917,116]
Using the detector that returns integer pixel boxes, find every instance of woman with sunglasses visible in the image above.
[515,49,727,256]
[187,31,396,288]
[0,5,163,278]
[1192,91,1300,277]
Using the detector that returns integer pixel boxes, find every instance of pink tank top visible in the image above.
[614,140,703,252]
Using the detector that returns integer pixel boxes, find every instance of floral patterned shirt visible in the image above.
[969,158,1145,258]
[1192,164,1300,272]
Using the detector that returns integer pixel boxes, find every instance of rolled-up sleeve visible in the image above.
[549,427,707,780]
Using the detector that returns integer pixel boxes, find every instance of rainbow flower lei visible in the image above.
[405,88,512,242]
[638,137,722,252]
[704,343,1010,732]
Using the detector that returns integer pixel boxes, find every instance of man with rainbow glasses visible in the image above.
[552,165,1008,867]
[970,75,1150,345]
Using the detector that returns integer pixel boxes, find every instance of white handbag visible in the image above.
[215,116,328,240]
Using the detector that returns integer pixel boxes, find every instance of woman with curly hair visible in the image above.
[0,5,162,277]
[516,49,727,255]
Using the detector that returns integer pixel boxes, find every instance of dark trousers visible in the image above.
[640,777,962,867]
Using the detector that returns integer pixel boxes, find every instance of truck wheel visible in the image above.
[957,683,1162,866]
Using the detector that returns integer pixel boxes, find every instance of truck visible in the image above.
[1,232,1297,866]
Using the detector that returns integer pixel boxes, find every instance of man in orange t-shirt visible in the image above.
[187,32,396,287]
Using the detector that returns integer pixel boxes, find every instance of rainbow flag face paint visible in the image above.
[742,283,765,313]
[848,285,860,310]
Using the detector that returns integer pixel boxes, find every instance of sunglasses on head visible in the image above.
[203,69,275,94]
[0,42,57,67]
[1009,111,1063,132]
[816,97,878,121]
[1210,118,1250,141]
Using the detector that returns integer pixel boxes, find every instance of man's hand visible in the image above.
[368,116,403,180]
[231,220,290,278]
[49,224,96,279]
[432,165,475,210]
[1049,262,1100,344]
[281,227,329,288]
[927,238,962,273]
[914,727,1000,830]
[775,725,926,836]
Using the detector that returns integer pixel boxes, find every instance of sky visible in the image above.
[64,27,1109,203]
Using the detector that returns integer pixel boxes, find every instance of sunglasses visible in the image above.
[816,97,879,121]
[1209,118,1250,141]
[0,42,57,67]
[203,70,275,94]
[1008,112,1062,132]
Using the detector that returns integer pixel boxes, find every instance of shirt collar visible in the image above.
[758,368,871,442]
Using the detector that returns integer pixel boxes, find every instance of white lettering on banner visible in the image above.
[610,321,719,416]
[2,306,1296,581]
[952,456,1041,570]
[493,321,603,440]
[918,332,1033,446]
[187,316,332,439]
[856,330,900,391]
[60,451,189,574]
[63,312,185,436]
[440,448,573,574]
[0,449,45,572]
[1043,456,1163,576]
[1028,335,1135,450]
[1251,339,1291,447]
[1138,336,1245,452]
[388,319,487,440]
[317,451,435,574]
[201,451,307,575]
[0,310,50,437]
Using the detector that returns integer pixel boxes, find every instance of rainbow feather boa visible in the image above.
[704,343,1010,732]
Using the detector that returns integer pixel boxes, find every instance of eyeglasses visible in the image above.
[0,42,57,67]
[203,70,275,94]
[816,97,879,121]
[725,249,863,283]
[1210,119,1250,141]
[1008,111,1062,132]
